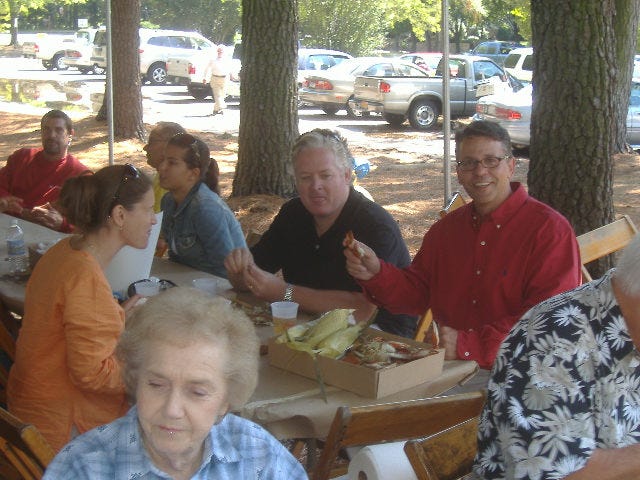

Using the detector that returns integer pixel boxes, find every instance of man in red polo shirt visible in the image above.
[0,110,89,232]
[345,120,582,373]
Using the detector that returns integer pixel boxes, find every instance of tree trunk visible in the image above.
[529,0,638,277]
[613,0,640,153]
[96,0,145,141]
[232,0,298,197]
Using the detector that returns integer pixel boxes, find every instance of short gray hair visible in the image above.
[116,287,259,410]
[292,128,353,174]
[613,233,640,297]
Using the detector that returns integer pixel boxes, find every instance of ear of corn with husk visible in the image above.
[275,308,363,359]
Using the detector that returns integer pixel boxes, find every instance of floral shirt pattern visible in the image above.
[473,270,640,480]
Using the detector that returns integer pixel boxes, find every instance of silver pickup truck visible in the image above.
[352,54,510,130]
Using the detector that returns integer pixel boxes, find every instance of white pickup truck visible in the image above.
[352,54,514,130]
[22,31,78,70]
[166,46,241,100]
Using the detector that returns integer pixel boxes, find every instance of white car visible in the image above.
[473,82,640,149]
[92,28,215,85]
[297,48,352,87]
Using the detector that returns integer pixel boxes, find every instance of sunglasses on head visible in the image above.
[171,133,201,164]
[110,163,140,210]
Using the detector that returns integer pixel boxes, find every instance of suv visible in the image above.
[471,41,523,66]
[92,28,215,85]
[503,47,533,82]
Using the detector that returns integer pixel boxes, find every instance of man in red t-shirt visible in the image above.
[345,120,581,372]
[0,110,90,232]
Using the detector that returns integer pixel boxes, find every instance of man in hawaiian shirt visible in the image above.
[473,233,640,479]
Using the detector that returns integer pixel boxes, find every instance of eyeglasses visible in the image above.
[456,154,511,172]
[170,133,201,165]
[110,163,140,209]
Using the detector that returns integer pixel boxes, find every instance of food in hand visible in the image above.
[345,230,365,258]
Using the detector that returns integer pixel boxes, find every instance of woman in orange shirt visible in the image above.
[8,164,157,451]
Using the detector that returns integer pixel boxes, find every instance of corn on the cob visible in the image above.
[316,323,364,358]
[302,309,352,348]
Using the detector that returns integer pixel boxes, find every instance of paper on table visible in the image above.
[105,211,163,295]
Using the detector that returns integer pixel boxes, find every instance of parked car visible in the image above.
[92,28,215,85]
[63,28,103,74]
[352,55,509,130]
[503,47,533,83]
[398,52,442,76]
[297,48,352,87]
[300,57,424,117]
[473,81,640,149]
[471,41,524,66]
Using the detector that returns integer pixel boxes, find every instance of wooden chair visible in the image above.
[577,215,638,282]
[415,192,466,342]
[404,416,480,480]
[0,407,55,479]
[0,302,18,406]
[312,390,486,480]
[438,191,466,219]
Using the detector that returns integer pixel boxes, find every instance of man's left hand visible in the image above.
[29,203,64,230]
[243,264,286,302]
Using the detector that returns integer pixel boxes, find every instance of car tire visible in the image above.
[383,113,406,127]
[147,62,167,85]
[188,85,212,100]
[409,99,439,130]
[92,64,105,75]
[322,106,340,116]
[52,53,67,71]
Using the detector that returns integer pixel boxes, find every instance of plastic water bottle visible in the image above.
[353,157,370,179]
[6,219,29,276]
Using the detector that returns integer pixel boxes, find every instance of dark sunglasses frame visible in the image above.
[109,163,140,211]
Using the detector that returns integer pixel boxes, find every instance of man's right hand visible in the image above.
[344,238,381,281]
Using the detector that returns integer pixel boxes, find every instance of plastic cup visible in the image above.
[271,301,299,334]
[135,281,160,297]
[192,278,219,296]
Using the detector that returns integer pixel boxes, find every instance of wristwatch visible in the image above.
[283,283,294,301]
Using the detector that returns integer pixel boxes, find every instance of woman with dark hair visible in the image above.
[158,133,245,278]
[7,164,156,451]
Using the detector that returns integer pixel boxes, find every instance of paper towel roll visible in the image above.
[347,442,418,480]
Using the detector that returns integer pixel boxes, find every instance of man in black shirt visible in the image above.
[224,129,416,337]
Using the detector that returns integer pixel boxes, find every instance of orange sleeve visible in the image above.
[62,267,125,394]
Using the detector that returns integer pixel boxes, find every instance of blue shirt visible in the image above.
[44,407,308,479]
[160,182,246,278]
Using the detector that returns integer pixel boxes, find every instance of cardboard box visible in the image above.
[268,328,445,399]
